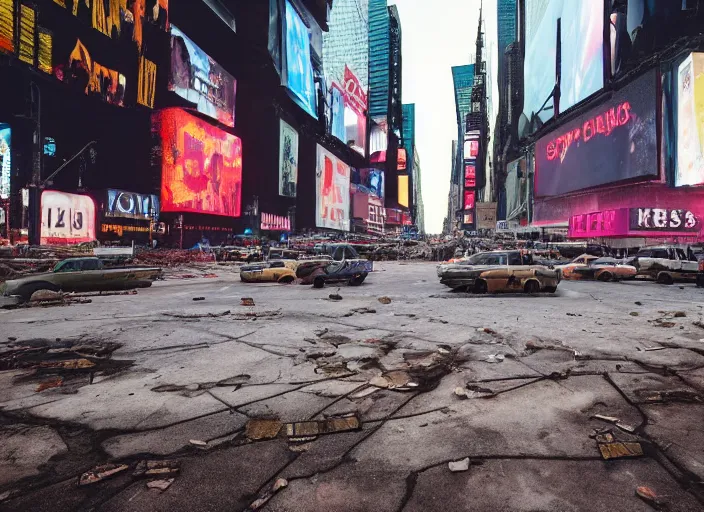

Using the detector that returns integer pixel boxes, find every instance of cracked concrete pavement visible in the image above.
[1,261,703,511]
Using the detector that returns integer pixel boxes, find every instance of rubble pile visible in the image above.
[134,249,217,267]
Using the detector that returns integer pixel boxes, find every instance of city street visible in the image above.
[1,261,703,511]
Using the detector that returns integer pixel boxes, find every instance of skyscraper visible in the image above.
[369,0,390,121]
[323,0,370,88]
[451,64,475,177]
[388,4,403,135]
[496,0,517,91]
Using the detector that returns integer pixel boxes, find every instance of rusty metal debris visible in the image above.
[79,463,130,486]
[285,415,361,438]
[133,460,180,478]
[147,478,175,492]
[378,296,392,304]
[598,441,643,460]
[241,297,255,306]
[641,390,702,403]
[448,458,470,472]
[369,370,413,390]
[35,377,64,392]
[245,419,283,441]
[592,414,637,433]
[245,478,288,511]
[192,297,206,301]
[328,293,343,301]
[635,486,666,510]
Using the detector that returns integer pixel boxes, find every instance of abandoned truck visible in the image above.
[630,246,699,284]
[1,257,162,300]
[437,250,559,293]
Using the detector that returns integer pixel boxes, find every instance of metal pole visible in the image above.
[28,82,41,246]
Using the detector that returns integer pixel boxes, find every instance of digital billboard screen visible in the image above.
[398,175,409,208]
[154,108,242,217]
[316,145,350,231]
[106,189,159,220]
[330,83,346,142]
[0,123,10,200]
[170,25,237,127]
[676,53,704,187]
[522,0,604,137]
[279,119,299,197]
[41,191,96,245]
[535,69,658,197]
[285,0,317,119]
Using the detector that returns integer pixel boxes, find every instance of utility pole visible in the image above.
[28,81,41,246]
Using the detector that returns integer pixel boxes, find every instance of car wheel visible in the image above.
[657,272,674,285]
[18,281,60,302]
[349,274,366,286]
[473,280,488,294]
[278,276,295,284]
[597,272,613,282]
[313,276,326,289]
[524,280,540,294]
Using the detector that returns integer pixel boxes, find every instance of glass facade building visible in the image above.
[369,0,390,120]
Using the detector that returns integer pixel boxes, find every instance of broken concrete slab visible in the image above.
[0,424,68,487]
[99,440,292,512]
[404,459,702,512]
[102,410,248,458]
[642,403,704,481]
[608,372,702,405]
[237,391,338,422]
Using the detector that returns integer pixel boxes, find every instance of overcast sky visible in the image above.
[389,0,491,233]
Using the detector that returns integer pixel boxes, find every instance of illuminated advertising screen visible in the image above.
[316,145,350,231]
[464,164,476,188]
[330,83,346,142]
[522,0,604,136]
[343,66,367,156]
[285,0,317,119]
[398,175,409,208]
[476,202,497,230]
[170,25,237,127]
[676,53,704,187]
[363,168,384,199]
[279,119,298,197]
[463,130,480,160]
[106,189,159,220]
[464,190,475,210]
[535,69,658,197]
[41,190,96,245]
[154,108,242,217]
[0,123,10,200]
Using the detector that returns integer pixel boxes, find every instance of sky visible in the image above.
[388,0,497,234]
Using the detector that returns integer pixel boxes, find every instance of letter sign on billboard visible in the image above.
[41,190,96,245]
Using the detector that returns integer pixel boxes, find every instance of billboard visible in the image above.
[464,164,476,188]
[170,25,237,127]
[261,213,291,231]
[522,0,604,136]
[330,83,346,142]
[285,0,317,119]
[316,145,350,231]
[535,69,658,197]
[0,124,10,200]
[464,190,475,210]
[476,202,497,230]
[398,175,409,207]
[279,119,298,197]
[569,208,699,238]
[676,53,704,187]
[41,191,96,245]
[106,189,159,220]
[154,108,242,217]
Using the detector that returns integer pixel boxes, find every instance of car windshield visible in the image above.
[592,258,617,266]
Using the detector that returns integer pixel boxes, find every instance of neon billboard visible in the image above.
[41,191,96,245]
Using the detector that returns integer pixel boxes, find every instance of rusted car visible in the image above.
[296,259,370,288]
[1,257,162,300]
[555,254,637,282]
[630,246,698,284]
[240,261,297,284]
[438,251,559,293]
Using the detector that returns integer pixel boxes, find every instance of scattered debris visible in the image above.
[635,486,666,510]
[163,310,230,319]
[189,439,207,447]
[635,301,643,306]
[288,442,313,453]
[674,311,687,318]
[35,376,64,392]
[651,319,676,328]
[30,290,64,302]
[245,419,283,441]
[369,370,412,390]
[245,478,288,511]
[429,318,449,324]
[285,415,361,437]
[477,327,497,335]
[133,460,180,478]
[192,297,205,301]
[79,463,130,486]
[147,478,175,492]
[598,441,643,460]
[484,354,505,364]
[328,293,343,301]
[629,312,639,317]
[378,296,392,304]
[567,312,583,317]
[454,387,470,399]
[643,346,666,352]
[591,414,637,433]
[642,390,702,403]
[351,387,380,399]
[241,297,255,306]
[343,307,377,317]
[448,458,470,472]
[216,374,251,386]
